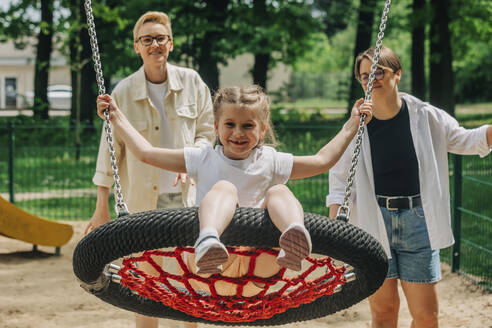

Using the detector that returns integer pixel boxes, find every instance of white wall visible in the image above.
[0,39,70,109]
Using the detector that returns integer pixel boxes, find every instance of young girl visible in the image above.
[96,85,372,278]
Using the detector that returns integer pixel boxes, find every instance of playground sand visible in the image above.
[1,221,491,328]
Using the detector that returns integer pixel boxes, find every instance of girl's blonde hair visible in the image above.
[133,11,173,42]
[213,85,277,147]
[354,46,402,80]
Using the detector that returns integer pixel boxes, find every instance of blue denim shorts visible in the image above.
[380,205,441,283]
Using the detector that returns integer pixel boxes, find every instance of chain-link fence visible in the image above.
[0,123,109,220]
[442,154,492,289]
[0,123,490,289]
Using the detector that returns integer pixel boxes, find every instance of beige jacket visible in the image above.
[93,63,215,213]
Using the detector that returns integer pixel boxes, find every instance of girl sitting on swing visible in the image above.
[96,85,372,290]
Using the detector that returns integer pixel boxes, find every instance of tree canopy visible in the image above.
[1,0,491,123]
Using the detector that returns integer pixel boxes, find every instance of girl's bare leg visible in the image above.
[194,181,239,274]
[263,185,311,271]
[264,185,304,231]
[184,322,198,328]
[198,180,238,234]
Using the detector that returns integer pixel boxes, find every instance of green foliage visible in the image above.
[450,0,492,103]
[293,32,354,74]
[288,0,414,102]
[232,0,320,66]
[0,0,37,42]
[454,46,492,103]
[313,0,354,38]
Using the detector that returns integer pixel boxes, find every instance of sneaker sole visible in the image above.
[196,244,229,275]
[277,226,311,271]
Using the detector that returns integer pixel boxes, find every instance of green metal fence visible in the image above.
[1,123,491,289]
[446,154,492,289]
[0,123,106,219]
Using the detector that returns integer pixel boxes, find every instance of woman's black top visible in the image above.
[366,99,420,196]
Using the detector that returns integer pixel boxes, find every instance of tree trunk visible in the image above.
[196,0,230,92]
[251,0,270,90]
[253,53,270,90]
[33,0,54,120]
[346,0,376,117]
[70,39,78,125]
[69,0,79,125]
[429,0,455,116]
[79,24,97,126]
[197,42,221,92]
[411,0,426,100]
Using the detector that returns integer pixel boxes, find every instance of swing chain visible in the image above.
[337,0,391,222]
[84,0,129,217]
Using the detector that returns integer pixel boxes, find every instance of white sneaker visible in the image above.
[194,234,229,275]
[276,224,312,271]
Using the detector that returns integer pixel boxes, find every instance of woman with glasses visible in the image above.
[327,46,492,328]
[86,11,215,328]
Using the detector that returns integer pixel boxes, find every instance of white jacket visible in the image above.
[326,93,490,256]
[93,64,215,212]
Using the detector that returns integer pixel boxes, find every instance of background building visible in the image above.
[0,39,290,110]
[0,39,70,109]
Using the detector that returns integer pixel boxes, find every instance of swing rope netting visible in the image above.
[118,247,347,322]
[74,0,392,325]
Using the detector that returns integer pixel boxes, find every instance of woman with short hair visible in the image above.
[328,46,492,328]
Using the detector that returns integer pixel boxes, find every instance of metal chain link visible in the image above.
[84,0,128,217]
[337,0,392,222]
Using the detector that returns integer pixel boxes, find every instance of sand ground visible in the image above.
[1,221,491,328]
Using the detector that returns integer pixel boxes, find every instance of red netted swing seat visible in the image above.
[74,207,388,325]
[119,247,347,323]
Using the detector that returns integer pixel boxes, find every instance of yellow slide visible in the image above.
[0,196,73,248]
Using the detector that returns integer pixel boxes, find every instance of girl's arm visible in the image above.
[97,94,187,173]
[290,99,372,180]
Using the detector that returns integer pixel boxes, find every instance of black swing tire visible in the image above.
[73,207,388,326]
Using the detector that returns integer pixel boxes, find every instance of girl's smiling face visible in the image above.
[214,104,267,160]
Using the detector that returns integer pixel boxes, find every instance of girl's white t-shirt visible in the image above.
[184,145,294,207]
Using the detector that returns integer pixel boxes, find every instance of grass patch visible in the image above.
[0,146,98,193]
[456,102,492,113]
[277,98,347,110]
[15,196,116,221]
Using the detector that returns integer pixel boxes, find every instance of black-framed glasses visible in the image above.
[359,68,393,85]
[136,34,171,46]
